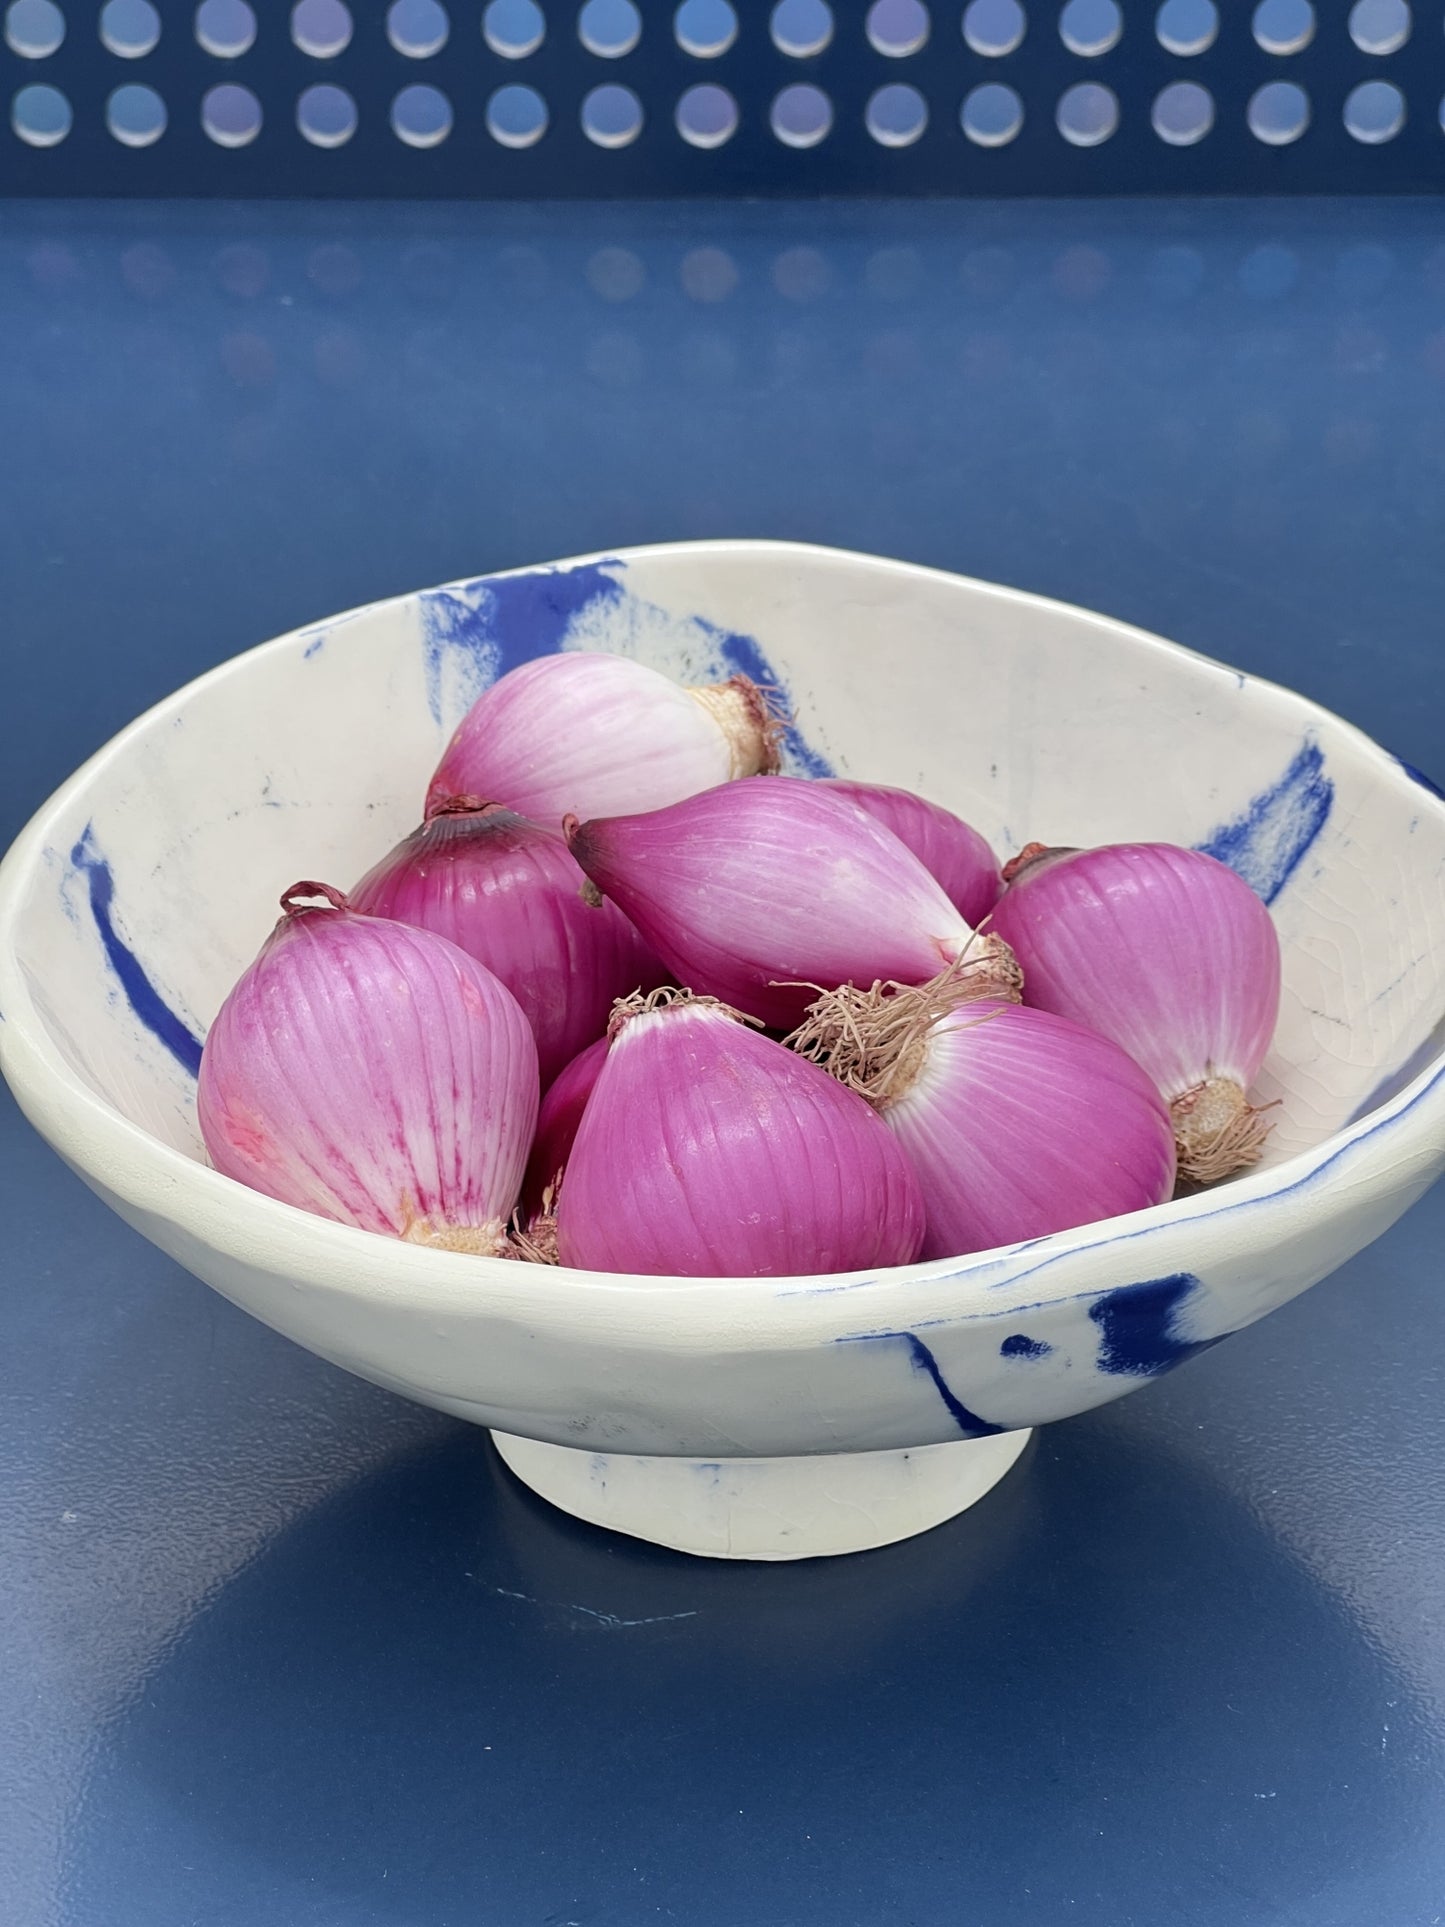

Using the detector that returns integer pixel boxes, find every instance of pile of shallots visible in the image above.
[198,651,1282,1278]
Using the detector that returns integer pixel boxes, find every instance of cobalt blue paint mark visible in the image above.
[1089,1272,1219,1378]
[69,827,205,1078]
[1195,739,1333,905]
[1396,756,1445,801]
[420,562,626,724]
[1000,1334,1051,1360]
[841,1330,1000,1437]
[302,633,326,660]
[418,560,836,776]
[701,619,835,778]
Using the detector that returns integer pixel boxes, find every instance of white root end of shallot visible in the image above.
[685,675,788,780]
[788,942,1022,1110]
[400,1208,512,1258]
[1170,1076,1277,1185]
[607,983,764,1041]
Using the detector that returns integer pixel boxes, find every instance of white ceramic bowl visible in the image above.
[3,542,1443,1560]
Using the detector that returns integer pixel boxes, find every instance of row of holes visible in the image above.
[0,0,1422,65]
[18,234,1437,305]
[7,75,1423,149]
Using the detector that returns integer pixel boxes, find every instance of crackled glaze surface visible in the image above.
[1,541,1442,1462]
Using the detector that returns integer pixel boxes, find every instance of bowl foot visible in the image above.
[490,1429,1033,1561]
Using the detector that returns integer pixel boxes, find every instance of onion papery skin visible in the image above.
[425,652,779,827]
[520,1035,607,1223]
[555,994,926,1278]
[352,801,666,1088]
[568,777,1014,1032]
[819,778,1001,926]
[879,998,1178,1260]
[198,886,539,1252]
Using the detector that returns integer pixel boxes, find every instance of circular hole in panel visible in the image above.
[11,81,70,142]
[1348,0,1410,51]
[297,81,358,144]
[387,0,448,55]
[195,0,255,55]
[100,0,159,55]
[681,246,738,301]
[1057,80,1118,144]
[1251,0,1314,54]
[291,0,351,56]
[962,0,1024,53]
[770,0,832,56]
[588,246,645,299]
[1152,78,1213,143]
[1155,0,1216,53]
[487,81,547,143]
[1059,0,1120,54]
[771,81,832,145]
[5,0,63,55]
[579,0,641,55]
[866,82,928,145]
[106,81,166,143]
[202,80,261,143]
[213,243,271,298]
[582,82,643,145]
[961,79,1023,143]
[392,81,452,144]
[866,0,928,55]
[675,0,736,53]
[1239,242,1299,297]
[1247,79,1309,142]
[773,245,831,298]
[1344,77,1404,140]
[483,0,543,54]
[676,82,738,146]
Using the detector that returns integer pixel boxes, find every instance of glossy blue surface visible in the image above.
[3,194,1445,1927]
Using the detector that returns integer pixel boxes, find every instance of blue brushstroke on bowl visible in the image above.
[1396,756,1445,801]
[419,560,835,775]
[1194,738,1333,905]
[1088,1272,1219,1377]
[1000,1333,1052,1360]
[690,615,835,778]
[68,826,204,1078]
[840,1329,1001,1437]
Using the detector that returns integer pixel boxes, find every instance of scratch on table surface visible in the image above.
[483,1584,699,1629]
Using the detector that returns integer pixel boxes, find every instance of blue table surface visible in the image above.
[2,193,1444,1927]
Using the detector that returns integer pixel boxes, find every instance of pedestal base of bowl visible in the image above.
[490,1428,1033,1561]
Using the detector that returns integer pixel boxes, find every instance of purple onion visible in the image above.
[426,651,781,826]
[567,777,1018,1031]
[555,990,926,1278]
[520,1034,607,1224]
[351,799,667,1089]
[198,884,538,1253]
[818,779,1001,926]
[792,988,1176,1259]
[989,842,1281,1182]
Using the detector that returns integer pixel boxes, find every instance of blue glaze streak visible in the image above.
[698,619,835,778]
[1000,1334,1051,1360]
[842,1330,1000,1437]
[1088,1273,1218,1377]
[1397,756,1445,801]
[69,827,204,1077]
[1194,739,1333,905]
[420,561,626,725]
[419,561,836,776]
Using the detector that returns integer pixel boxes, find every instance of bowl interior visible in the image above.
[9,544,1445,1183]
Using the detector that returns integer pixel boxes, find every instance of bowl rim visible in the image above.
[2,537,1443,1328]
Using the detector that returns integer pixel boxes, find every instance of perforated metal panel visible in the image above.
[2,0,1443,195]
